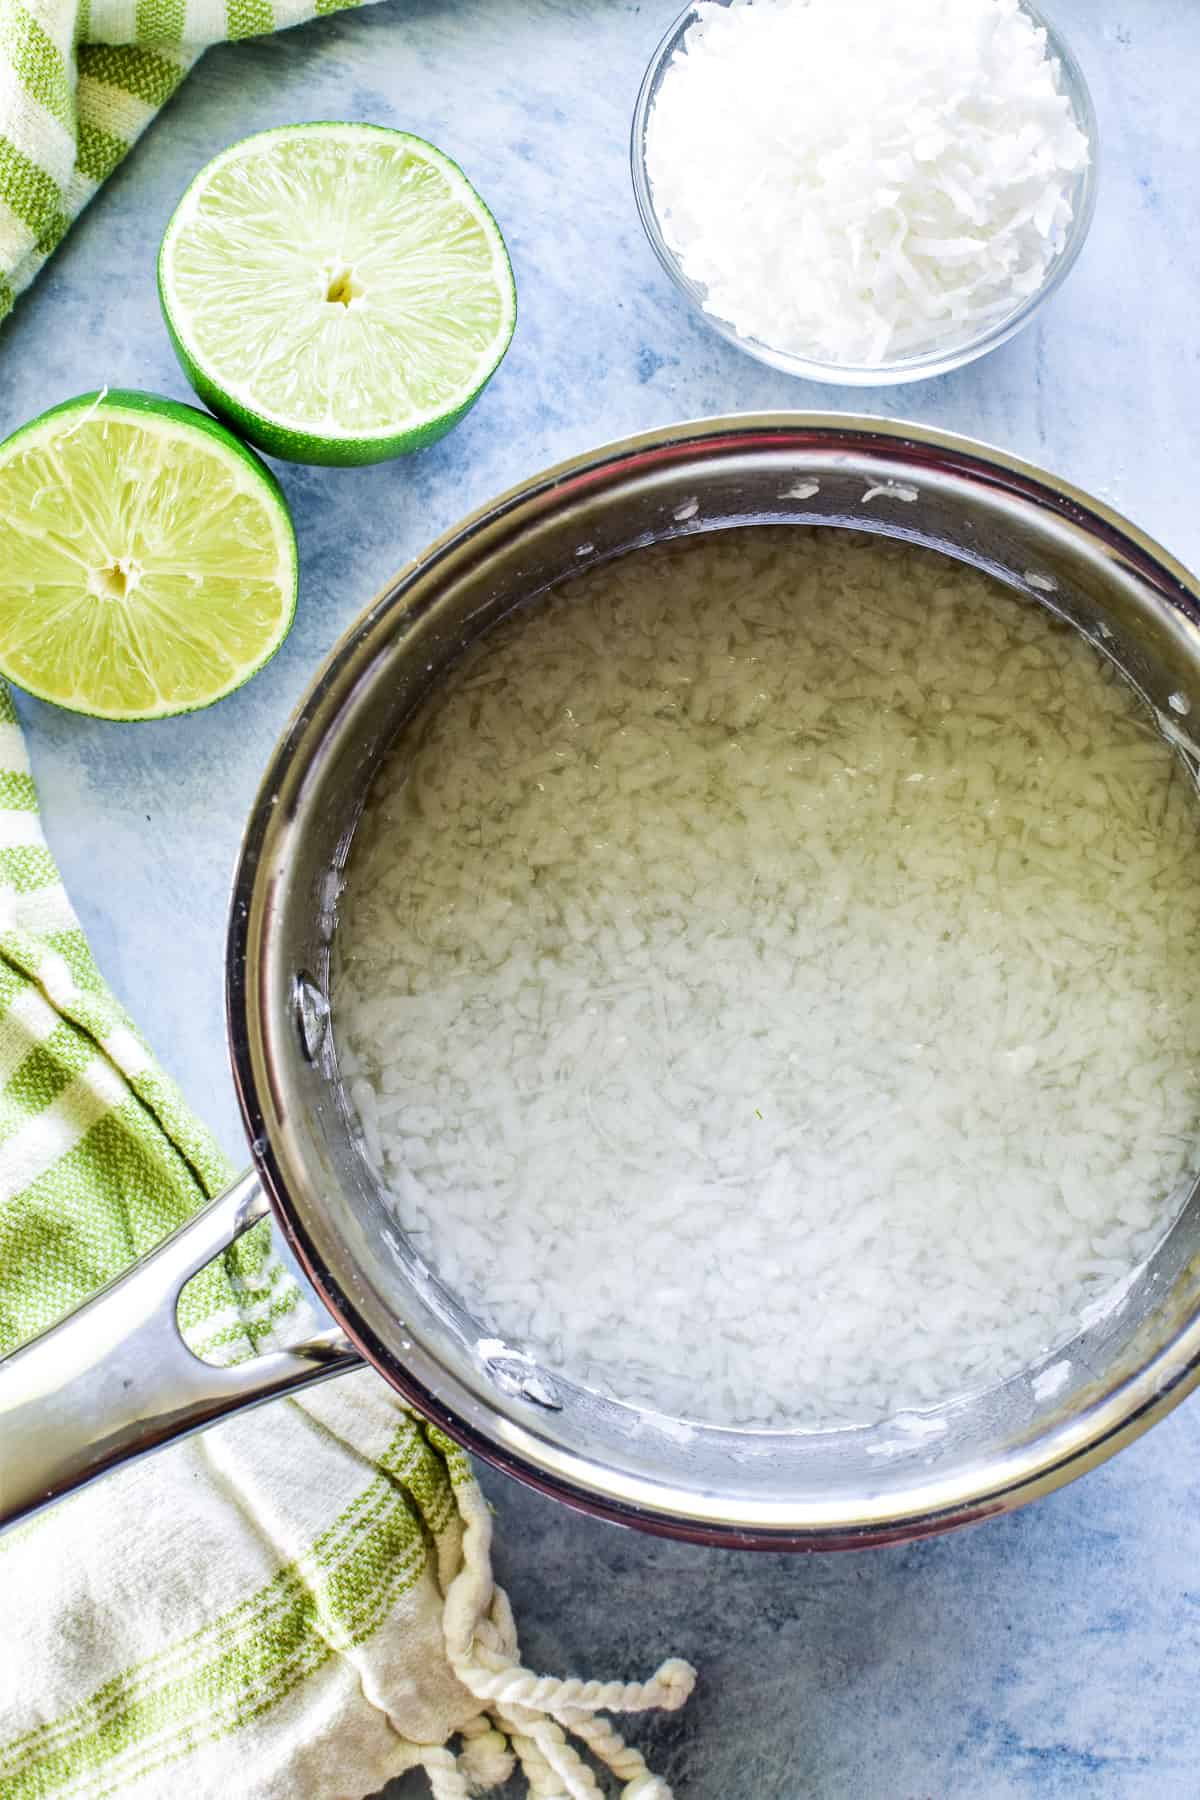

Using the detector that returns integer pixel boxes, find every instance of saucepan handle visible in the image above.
[0,1168,362,1533]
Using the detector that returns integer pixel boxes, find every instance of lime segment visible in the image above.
[158,123,517,465]
[0,390,298,720]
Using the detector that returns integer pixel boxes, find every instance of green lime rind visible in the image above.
[160,324,486,467]
[0,389,298,721]
[157,121,518,468]
[1,388,291,482]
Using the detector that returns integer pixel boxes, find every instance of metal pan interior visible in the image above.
[228,416,1200,1547]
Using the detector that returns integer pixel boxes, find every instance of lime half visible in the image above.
[158,122,518,466]
[0,390,298,720]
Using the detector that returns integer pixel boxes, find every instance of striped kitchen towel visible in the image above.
[0,692,695,1796]
[0,0,384,323]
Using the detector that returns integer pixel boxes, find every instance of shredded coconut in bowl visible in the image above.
[642,0,1091,366]
[333,530,1200,1429]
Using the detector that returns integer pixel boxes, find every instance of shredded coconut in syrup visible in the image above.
[335,530,1200,1428]
[644,0,1090,364]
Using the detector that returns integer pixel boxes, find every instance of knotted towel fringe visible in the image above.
[425,1461,695,1797]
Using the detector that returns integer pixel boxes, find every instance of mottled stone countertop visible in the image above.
[2,0,1198,1793]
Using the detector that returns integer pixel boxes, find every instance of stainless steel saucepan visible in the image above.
[5,414,1200,1548]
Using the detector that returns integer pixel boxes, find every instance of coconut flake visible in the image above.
[335,529,1200,1429]
[644,0,1090,364]
[862,481,920,505]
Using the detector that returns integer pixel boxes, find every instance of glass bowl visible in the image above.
[630,0,1100,386]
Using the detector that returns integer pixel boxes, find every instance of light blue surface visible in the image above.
[2,1,1199,1794]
